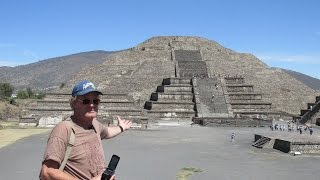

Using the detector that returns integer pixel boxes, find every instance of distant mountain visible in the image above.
[0,50,114,91]
[282,69,320,90]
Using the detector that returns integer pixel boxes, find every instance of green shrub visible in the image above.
[17,90,29,99]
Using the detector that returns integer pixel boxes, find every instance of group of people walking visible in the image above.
[271,121,314,135]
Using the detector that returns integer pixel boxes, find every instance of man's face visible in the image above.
[73,92,100,120]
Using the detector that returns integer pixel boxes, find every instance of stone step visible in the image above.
[100,101,135,107]
[230,102,271,109]
[148,119,193,127]
[105,109,143,116]
[36,100,135,108]
[177,60,206,65]
[158,91,194,95]
[145,101,194,110]
[152,117,193,121]
[151,93,194,101]
[226,85,254,92]
[19,117,37,123]
[45,93,71,99]
[230,100,269,103]
[162,78,191,85]
[224,77,245,84]
[179,72,208,78]
[38,99,70,103]
[178,65,208,71]
[227,93,262,100]
[100,106,141,111]
[233,110,286,119]
[192,117,271,127]
[45,93,129,100]
[174,50,202,61]
[157,85,193,93]
[146,110,195,118]
[99,115,148,125]
[28,107,72,111]
[102,94,130,99]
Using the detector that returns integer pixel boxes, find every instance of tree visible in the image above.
[0,83,14,99]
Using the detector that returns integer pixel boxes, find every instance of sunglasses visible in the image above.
[77,99,101,105]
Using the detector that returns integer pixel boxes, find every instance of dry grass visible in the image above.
[0,121,19,128]
[176,167,203,180]
[0,100,50,149]
[0,128,50,149]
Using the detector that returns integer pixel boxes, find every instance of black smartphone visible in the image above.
[101,154,120,180]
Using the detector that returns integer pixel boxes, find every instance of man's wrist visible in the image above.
[119,125,124,133]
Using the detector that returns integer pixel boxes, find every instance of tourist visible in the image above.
[288,124,292,132]
[282,125,286,131]
[309,126,314,135]
[298,125,303,134]
[231,132,235,143]
[40,80,132,180]
[269,125,274,131]
[211,94,215,103]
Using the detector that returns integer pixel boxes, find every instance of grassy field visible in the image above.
[0,121,50,149]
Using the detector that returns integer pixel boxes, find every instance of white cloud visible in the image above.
[23,49,39,60]
[0,60,19,67]
[0,43,16,48]
[255,53,320,64]
[254,52,320,79]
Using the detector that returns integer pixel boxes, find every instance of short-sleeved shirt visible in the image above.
[42,119,109,179]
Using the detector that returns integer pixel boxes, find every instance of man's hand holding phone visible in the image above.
[101,154,120,180]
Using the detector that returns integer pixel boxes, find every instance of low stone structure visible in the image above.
[253,132,320,154]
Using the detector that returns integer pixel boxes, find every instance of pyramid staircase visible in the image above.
[252,136,271,148]
[298,96,320,124]
[224,76,283,120]
[174,50,208,78]
[193,77,229,117]
[144,78,196,126]
[20,93,147,127]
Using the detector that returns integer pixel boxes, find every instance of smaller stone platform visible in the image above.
[253,131,320,154]
[193,117,272,127]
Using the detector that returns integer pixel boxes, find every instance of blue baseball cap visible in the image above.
[72,80,103,97]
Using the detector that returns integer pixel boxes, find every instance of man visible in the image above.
[40,80,132,180]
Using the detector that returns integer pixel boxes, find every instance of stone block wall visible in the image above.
[291,143,320,154]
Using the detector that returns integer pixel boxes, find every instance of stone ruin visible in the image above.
[19,36,320,128]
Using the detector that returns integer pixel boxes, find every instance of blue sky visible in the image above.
[0,0,319,79]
